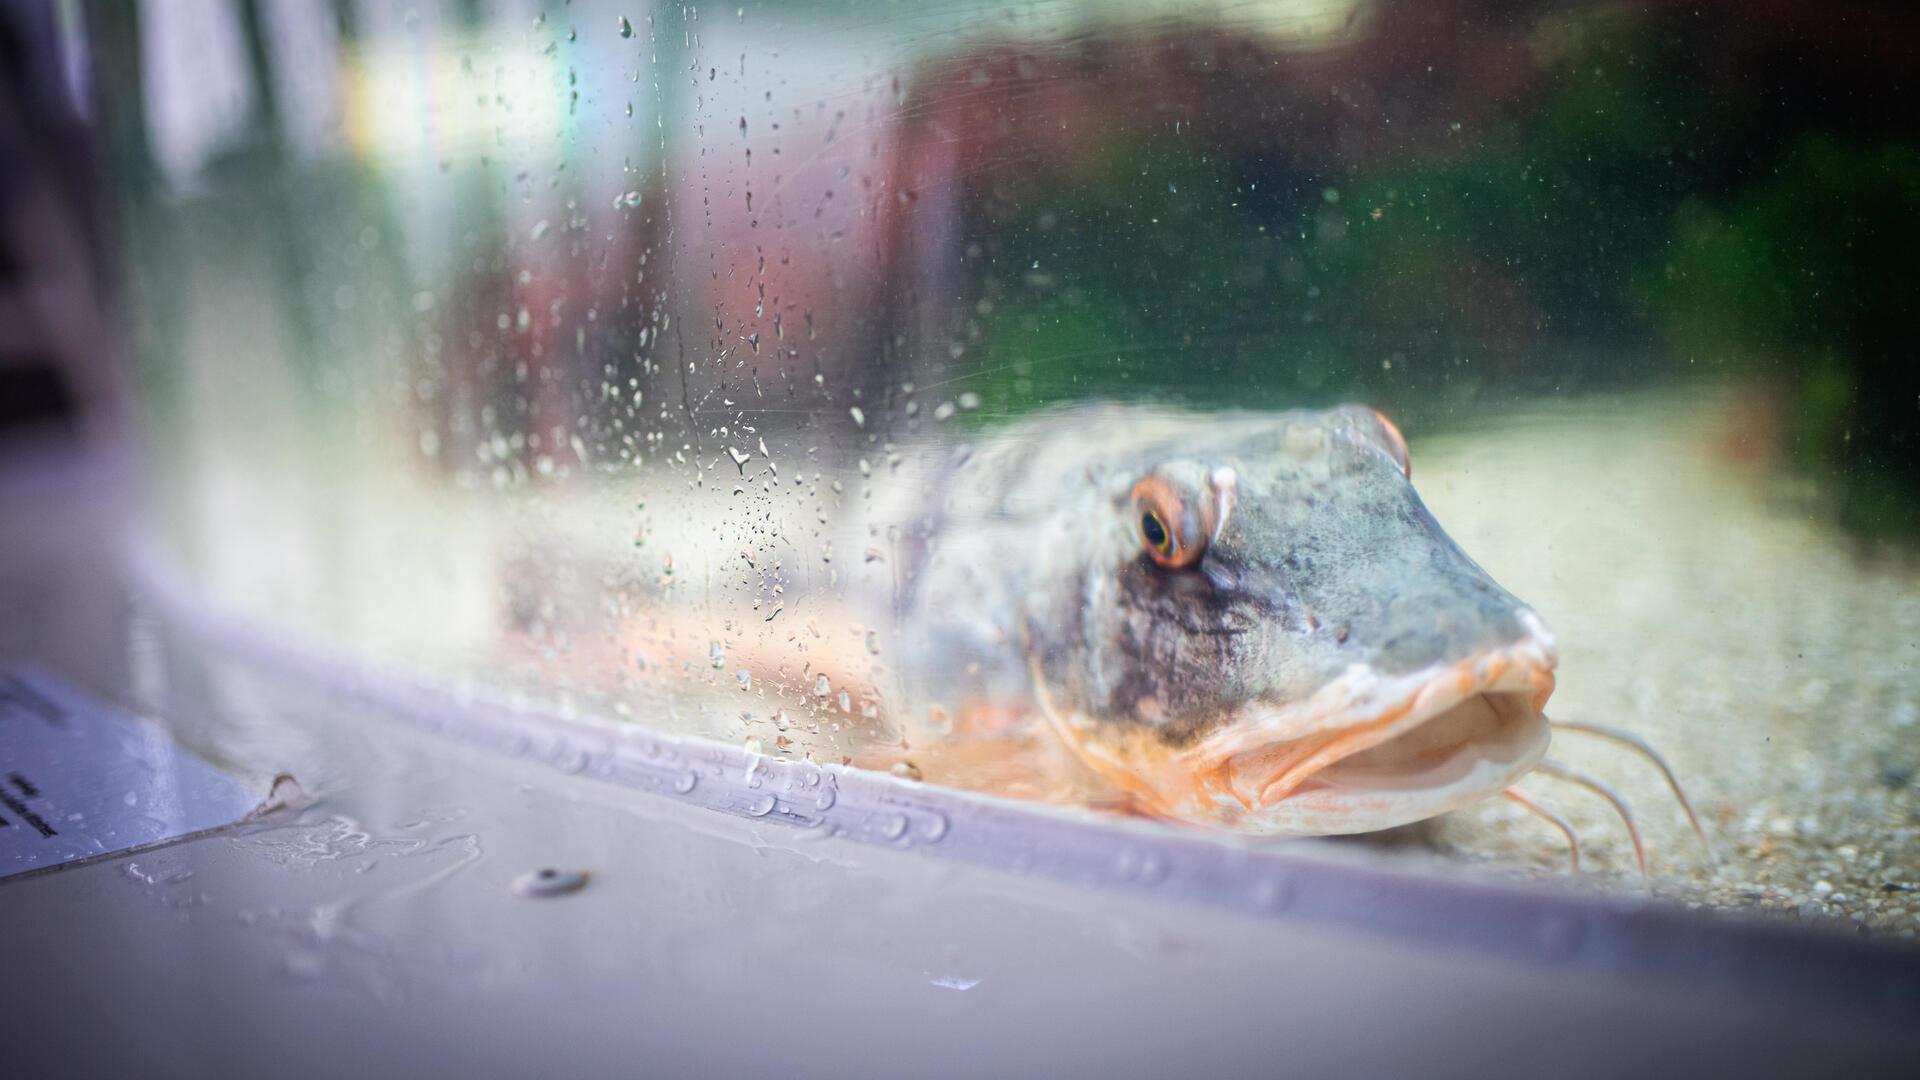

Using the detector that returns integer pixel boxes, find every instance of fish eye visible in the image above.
[1140,509,1172,555]
[1131,475,1211,569]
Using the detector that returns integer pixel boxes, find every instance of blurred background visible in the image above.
[7,0,1918,915]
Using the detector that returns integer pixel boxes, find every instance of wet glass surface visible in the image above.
[93,0,1920,929]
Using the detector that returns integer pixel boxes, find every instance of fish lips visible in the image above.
[1100,612,1559,835]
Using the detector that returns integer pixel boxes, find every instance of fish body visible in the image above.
[887,404,1558,835]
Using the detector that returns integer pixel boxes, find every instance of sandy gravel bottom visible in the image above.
[1369,386,1920,939]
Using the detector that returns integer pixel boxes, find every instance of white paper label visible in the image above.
[0,669,265,879]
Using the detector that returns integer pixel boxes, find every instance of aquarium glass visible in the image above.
[93,0,1920,930]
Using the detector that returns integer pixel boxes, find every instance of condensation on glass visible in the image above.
[95,1,1920,927]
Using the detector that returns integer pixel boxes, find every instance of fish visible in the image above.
[886,404,1702,859]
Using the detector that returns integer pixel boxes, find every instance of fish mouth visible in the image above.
[1062,614,1559,835]
[1212,677,1551,836]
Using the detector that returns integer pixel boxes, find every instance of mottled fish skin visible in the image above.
[892,405,1539,749]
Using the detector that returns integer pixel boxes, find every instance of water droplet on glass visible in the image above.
[957,392,981,412]
[849,406,866,428]
[673,771,699,794]
[618,15,634,37]
[742,735,764,755]
[1534,913,1584,960]
[814,674,831,697]
[881,813,909,841]
[919,810,950,842]
[746,794,776,818]
[515,867,590,898]
[1251,876,1294,911]
[890,760,922,781]
[710,641,726,668]
[282,950,327,978]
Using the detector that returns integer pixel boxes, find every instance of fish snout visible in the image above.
[1372,566,1541,676]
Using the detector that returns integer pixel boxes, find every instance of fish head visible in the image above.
[1033,406,1557,834]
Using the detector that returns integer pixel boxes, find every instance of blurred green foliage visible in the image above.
[946,11,1918,538]
[1647,137,1920,537]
